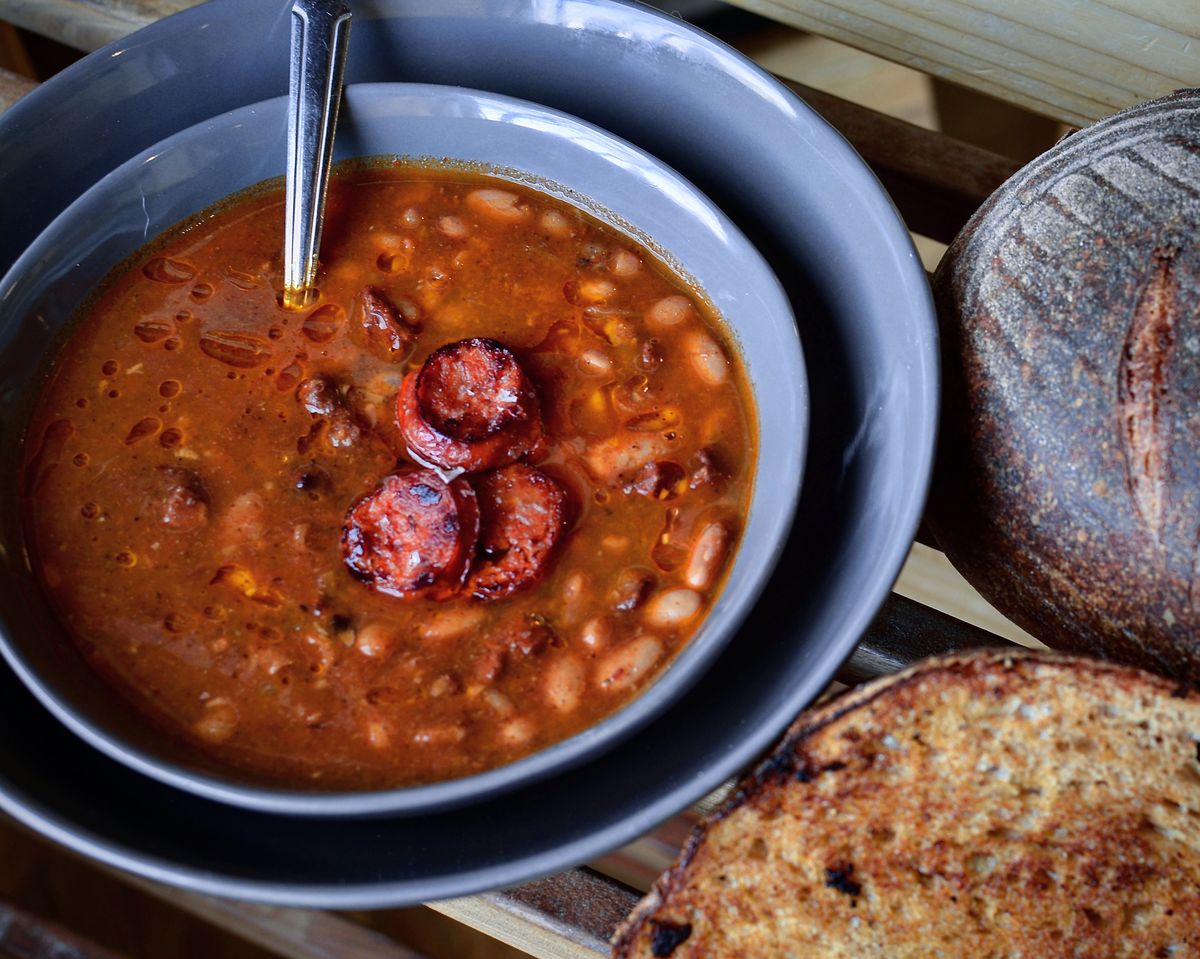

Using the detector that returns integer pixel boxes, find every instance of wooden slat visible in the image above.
[0,64,33,111]
[114,873,429,959]
[784,78,1017,242]
[429,869,638,959]
[723,0,1199,126]
[894,543,1039,647]
[0,0,194,53]
[5,0,1199,128]
[0,901,127,959]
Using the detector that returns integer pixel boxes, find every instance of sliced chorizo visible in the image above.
[396,369,543,472]
[467,465,569,600]
[416,338,537,441]
[341,469,479,599]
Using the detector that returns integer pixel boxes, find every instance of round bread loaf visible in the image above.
[930,89,1200,681]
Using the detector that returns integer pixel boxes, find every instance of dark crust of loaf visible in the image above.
[610,649,1200,957]
[928,88,1200,682]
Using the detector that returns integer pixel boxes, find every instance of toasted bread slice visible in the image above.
[612,651,1200,958]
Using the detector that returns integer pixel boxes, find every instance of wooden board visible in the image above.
[2,0,1198,126]
[722,0,1199,125]
[0,64,33,110]
[0,1,199,53]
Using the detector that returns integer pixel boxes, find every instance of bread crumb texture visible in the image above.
[612,651,1200,958]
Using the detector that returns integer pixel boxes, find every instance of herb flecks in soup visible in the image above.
[23,169,755,789]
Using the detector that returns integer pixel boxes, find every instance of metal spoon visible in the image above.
[283,0,352,309]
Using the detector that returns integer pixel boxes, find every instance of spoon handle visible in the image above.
[284,0,351,305]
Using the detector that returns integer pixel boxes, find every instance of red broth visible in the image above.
[21,168,755,789]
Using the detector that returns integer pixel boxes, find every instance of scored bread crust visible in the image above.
[612,650,1200,958]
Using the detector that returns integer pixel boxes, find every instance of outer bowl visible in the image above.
[0,0,936,906]
[0,83,807,817]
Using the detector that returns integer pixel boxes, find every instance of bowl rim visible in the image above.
[0,81,807,818]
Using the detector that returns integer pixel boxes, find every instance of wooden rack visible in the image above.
[0,2,1196,958]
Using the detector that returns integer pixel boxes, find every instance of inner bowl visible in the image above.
[0,83,806,817]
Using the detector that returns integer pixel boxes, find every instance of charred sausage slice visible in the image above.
[468,465,569,600]
[396,370,543,472]
[342,470,479,599]
[416,338,537,441]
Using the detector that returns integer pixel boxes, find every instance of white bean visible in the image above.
[579,349,614,375]
[647,295,693,327]
[365,720,391,749]
[421,606,486,642]
[583,433,670,483]
[685,522,729,591]
[412,724,466,746]
[543,656,585,712]
[562,570,588,605]
[484,689,514,717]
[575,278,616,303]
[499,717,535,746]
[466,188,530,222]
[601,534,630,553]
[596,637,664,693]
[438,215,469,239]
[686,331,729,386]
[645,588,703,630]
[540,210,572,237]
[579,616,612,650]
[609,249,641,277]
[355,621,395,658]
[193,698,237,743]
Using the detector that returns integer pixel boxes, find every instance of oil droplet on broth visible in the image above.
[133,318,175,344]
[275,362,304,392]
[164,612,193,633]
[225,267,260,291]
[301,305,344,344]
[142,257,197,285]
[191,282,214,302]
[124,417,162,445]
[199,330,273,369]
[159,380,181,398]
[113,550,137,568]
[81,502,100,519]
[159,428,184,449]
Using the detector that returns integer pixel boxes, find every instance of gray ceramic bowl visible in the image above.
[0,84,806,817]
[0,0,935,906]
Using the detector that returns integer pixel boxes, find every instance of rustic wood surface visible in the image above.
[117,874,430,959]
[722,0,1199,126]
[0,64,33,110]
[4,0,1198,128]
[430,870,640,959]
[782,77,1018,243]
[0,0,199,53]
[0,900,128,959]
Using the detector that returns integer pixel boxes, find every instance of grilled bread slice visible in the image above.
[612,651,1200,958]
